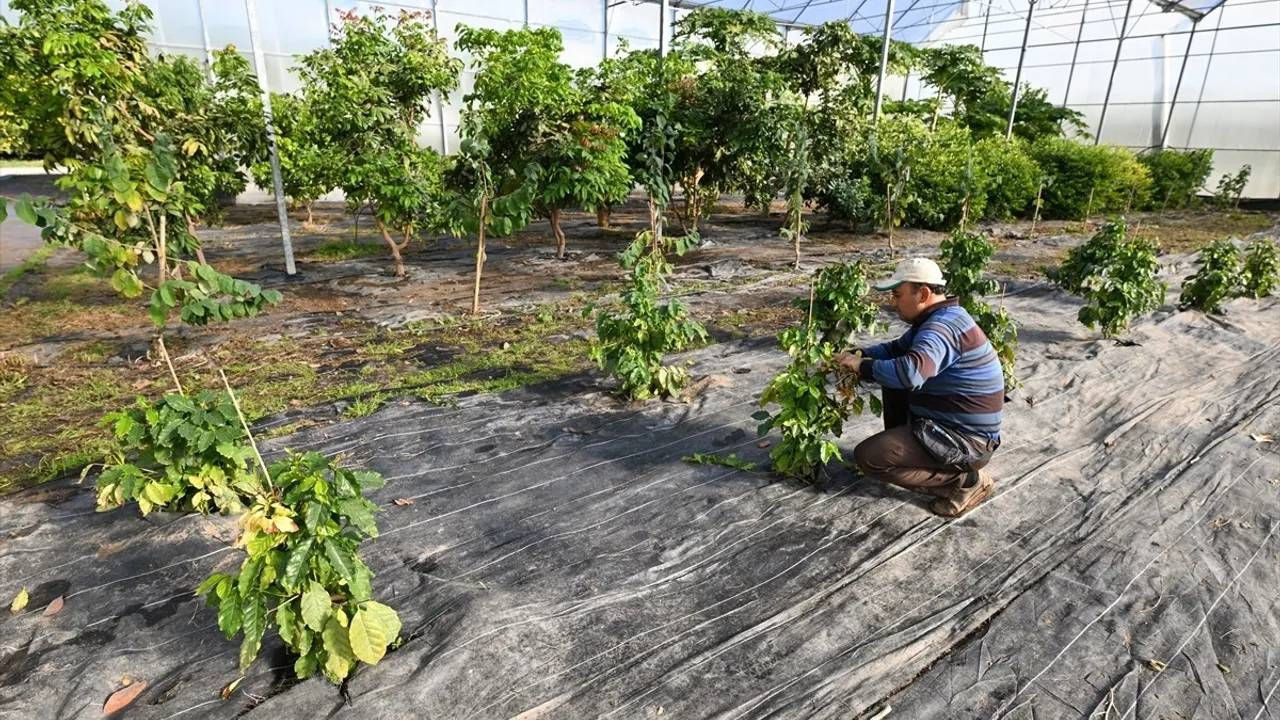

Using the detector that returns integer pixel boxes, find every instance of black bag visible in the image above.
[912,418,996,468]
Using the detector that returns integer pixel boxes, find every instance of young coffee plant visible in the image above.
[1212,164,1251,209]
[761,270,883,483]
[591,231,707,400]
[940,229,1019,390]
[1076,234,1166,338]
[197,451,399,684]
[797,261,883,347]
[95,391,259,515]
[1242,237,1279,298]
[1179,238,1241,313]
[1052,220,1129,294]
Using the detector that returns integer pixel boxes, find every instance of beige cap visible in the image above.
[873,257,945,291]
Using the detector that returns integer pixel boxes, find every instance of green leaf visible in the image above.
[217,590,243,638]
[282,537,313,592]
[276,602,299,647]
[349,607,392,665]
[324,537,356,582]
[239,596,266,671]
[300,581,332,632]
[14,197,37,225]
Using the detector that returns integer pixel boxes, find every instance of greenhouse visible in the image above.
[1,0,1278,718]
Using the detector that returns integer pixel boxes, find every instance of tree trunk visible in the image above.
[1031,180,1044,235]
[550,207,566,259]
[375,217,406,278]
[306,202,314,226]
[930,89,943,131]
[793,213,801,270]
[186,216,207,265]
[472,195,489,315]
[683,167,705,234]
[648,197,662,254]
[596,206,610,229]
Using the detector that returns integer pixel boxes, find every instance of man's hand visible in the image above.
[832,350,864,377]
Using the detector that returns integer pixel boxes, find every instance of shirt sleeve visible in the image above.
[867,322,960,390]
[861,332,910,360]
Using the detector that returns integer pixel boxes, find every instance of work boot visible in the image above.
[930,468,994,518]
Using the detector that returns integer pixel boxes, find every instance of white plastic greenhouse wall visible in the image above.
[2,0,1275,198]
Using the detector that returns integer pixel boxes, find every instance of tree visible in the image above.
[250,92,336,226]
[918,44,999,131]
[296,9,460,277]
[670,7,786,232]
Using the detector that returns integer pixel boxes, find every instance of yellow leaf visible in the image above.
[273,516,299,533]
[10,587,29,614]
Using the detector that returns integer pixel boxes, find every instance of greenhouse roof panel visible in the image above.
[646,0,1228,41]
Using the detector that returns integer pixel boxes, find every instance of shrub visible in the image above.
[1241,237,1278,299]
[1031,138,1151,219]
[974,136,1039,220]
[197,452,397,684]
[96,391,258,515]
[1179,238,1241,313]
[1137,148,1213,210]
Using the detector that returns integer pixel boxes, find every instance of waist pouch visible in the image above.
[912,418,997,468]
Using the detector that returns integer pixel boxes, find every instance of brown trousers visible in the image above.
[852,388,994,497]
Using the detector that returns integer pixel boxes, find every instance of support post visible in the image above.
[1062,0,1090,106]
[872,0,896,124]
[1006,0,1036,139]
[244,0,296,275]
[1160,17,1199,148]
[1094,0,1136,145]
[980,0,992,51]
[195,0,215,81]
[659,0,671,57]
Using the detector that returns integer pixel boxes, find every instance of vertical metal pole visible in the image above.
[523,0,529,27]
[901,70,910,101]
[1062,0,1090,106]
[602,0,609,59]
[1159,18,1199,148]
[872,0,896,124]
[323,0,334,40]
[1185,8,1223,149]
[1005,0,1035,139]
[244,0,296,275]
[979,0,992,51]
[659,0,671,57]
[1094,0,1136,145]
[431,0,448,154]
[195,0,215,81]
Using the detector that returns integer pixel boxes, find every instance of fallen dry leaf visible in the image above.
[10,587,28,614]
[1250,433,1274,443]
[392,498,415,506]
[1217,662,1231,674]
[756,440,771,449]
[43,596,64,617]
[1147,659,1167,672]
[103,681,147,715]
